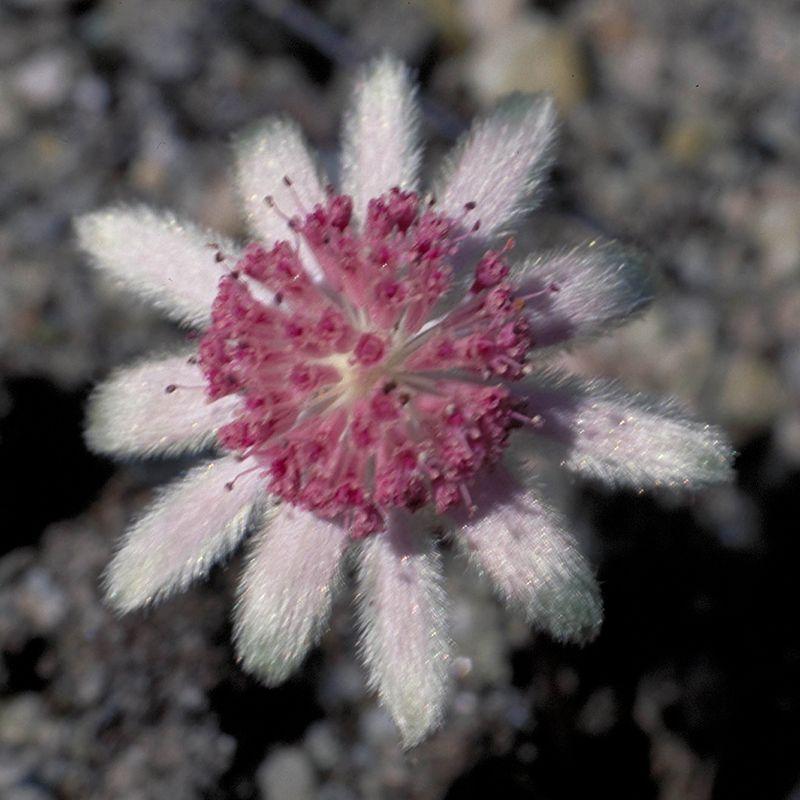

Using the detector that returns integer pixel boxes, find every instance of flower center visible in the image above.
[198,187,532,536]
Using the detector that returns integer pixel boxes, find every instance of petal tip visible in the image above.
[101,555,156,614]
[396,701,446,749]
[231,508,349,689]
[232,631,296,688]
[545,578,604,645]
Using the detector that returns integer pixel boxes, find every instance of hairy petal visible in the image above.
[518,374,735,489]
[105,457,264,611]
[76,207,235,327]
[518,240,655,348]
[435,93,557,237]
[235,118,326,252]
[233,507,349,686]
[356,513,451,748]
[341,55,421,221]
[85,353,239,458]
[453,470,601,642]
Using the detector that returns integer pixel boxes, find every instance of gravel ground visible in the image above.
[1,1,798,798]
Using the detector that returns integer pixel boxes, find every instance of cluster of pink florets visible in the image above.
[198,186,533,536]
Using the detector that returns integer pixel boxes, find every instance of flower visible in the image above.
[77,57,733,747]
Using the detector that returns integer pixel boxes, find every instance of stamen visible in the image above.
[459,483,476,515]
[224,464,261,492]
[519,282,561,302]
[206,242,228,263]
[452,200,482,242]
[282,175,309,216]
[510,411,544,428]
[451,221,481,247]
[264,194,295,227]
[164,383,205,394]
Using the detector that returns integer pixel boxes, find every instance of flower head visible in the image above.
[77,57,733,747]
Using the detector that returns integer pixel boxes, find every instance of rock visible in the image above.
[0,79,24,140]
[578,687,617,735]
[304,722,344,772]
[718,354,788,429]
[12,50,74,111]
[257,746,317,800]
[663,117,717,165]
[754,183,800,281]
[462,11,588,109]
[316,783,358,800]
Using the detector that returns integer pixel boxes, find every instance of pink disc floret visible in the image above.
[198,186,534,537]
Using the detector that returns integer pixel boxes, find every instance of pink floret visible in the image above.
[198,187,533,537]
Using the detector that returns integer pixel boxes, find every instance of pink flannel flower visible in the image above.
[77,58,733,747]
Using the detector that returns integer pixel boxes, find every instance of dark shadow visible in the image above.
[444,437,800,800]
[208,653,325,800]
[0,378,114,555]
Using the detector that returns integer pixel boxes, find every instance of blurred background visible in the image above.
[1,0,799,798]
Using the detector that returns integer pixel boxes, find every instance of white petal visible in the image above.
[517,240,654,348]
[85,352,239,458]
[105,456,264,611]
[235,118,326,246]
[233,506,349,686]
[453,471,601,643]
[356,513,451,748]
[341,55,421,221]
[519,374,735,489]
[434,94,557,236]
[76,206,234,327]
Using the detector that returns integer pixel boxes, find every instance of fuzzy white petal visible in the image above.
[85,353,238,458]
[454,472,601,642]
[356,513,451,748]
[341,55,421,221]
[76,207,234,327]
[435,94,557,236]
[105,457,264,611]
[518,240,655,348]
[235,118,326,249]
[233,506,349,686]
[520,374,735,489]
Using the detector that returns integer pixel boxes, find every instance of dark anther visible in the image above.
[214,251,225,263]
[187,356,198,365]
[164,384,177,394]
[382,381,397,394]
[224,481,234,491]
[397,392,411,405]
[282,175,293,187]
[264,195,275,207]
[274,292,283,305]
[549,282,561,292]
[464,201,477,211]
